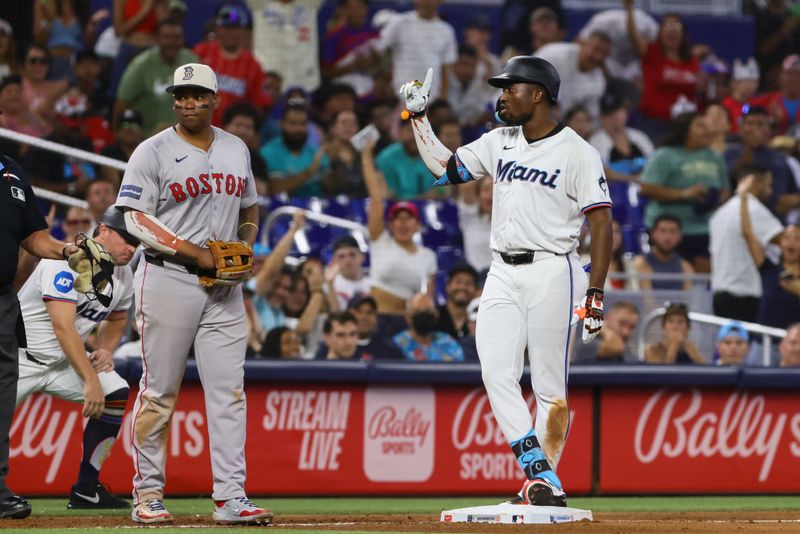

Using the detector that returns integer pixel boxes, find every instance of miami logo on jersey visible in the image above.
[167,173,247,203]
[598,175,607,193]
[496,159,560,189]
[75,301,110,323]
[53,271,75,293]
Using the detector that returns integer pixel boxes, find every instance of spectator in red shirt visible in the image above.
[722,57,760,134]
[626,0,699,141]
[751,54,800,135]
[194,4,272,126]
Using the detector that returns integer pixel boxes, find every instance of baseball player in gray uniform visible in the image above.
[114,63,269,525]
[400,58,612,507]
[16,207,137,510]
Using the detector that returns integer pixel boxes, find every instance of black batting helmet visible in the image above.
[99,206,139,246]
[488,56,560,104]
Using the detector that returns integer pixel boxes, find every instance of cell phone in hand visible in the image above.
[350,124,380,152]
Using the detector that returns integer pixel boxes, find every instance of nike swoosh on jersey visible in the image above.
[175,155,188,163]
[74,491,100,504]
[503,145,514,150]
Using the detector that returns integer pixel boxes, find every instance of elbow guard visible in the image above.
[444,154,474,185]
[123,209,184,256]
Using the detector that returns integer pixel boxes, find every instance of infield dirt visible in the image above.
[8,511,800,532]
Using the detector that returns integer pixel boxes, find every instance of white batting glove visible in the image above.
[580,288,604,343]
[399,67,433,115]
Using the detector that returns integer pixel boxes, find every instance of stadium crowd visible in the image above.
[1,0,800,367]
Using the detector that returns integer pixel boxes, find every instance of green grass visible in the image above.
[24,495,800,517]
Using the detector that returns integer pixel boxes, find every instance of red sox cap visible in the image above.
[166,63,218,94]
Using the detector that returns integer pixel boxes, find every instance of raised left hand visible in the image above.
[399,68,433,115]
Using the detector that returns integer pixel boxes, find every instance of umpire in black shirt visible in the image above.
[0,154,82,519]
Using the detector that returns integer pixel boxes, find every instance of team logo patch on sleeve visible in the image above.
[10,186,25,201]
[119,184,142,200]
[53,271,75,293]
[598,176,607,194]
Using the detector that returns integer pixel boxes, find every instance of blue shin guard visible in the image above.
[510,430,563,490]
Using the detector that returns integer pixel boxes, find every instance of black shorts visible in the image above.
[677,234,710,263]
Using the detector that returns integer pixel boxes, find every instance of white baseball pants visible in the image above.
[476,251,587,469]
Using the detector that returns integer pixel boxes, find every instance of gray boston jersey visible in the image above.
[115,126,257,245]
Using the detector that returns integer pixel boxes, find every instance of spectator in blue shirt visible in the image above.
[375,118,433,200]
[740,175,800,329]
[260,101,330,197]
[393,293,465,362]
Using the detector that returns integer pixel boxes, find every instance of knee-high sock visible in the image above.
[77,387,128,485]
[510,429,563,489]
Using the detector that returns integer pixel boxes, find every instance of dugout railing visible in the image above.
[638,307,787,366]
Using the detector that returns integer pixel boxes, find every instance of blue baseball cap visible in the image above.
[217,4,249,27]
[717,322,749,343]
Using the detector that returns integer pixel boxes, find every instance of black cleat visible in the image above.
[68,482,130,509]
[505,493,528,505]
[0,495,32,519]
[525,479,567,507]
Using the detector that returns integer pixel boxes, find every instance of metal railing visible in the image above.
[562,0,741,15]
[0,126,126,211]
[638,307,786,366]
[0,127,127,170]
[262,205,369,255]
[607,271,711,284]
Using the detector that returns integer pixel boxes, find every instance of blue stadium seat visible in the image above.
[605,186,648,255]
[324,195,355,220]
[419,199,463,250]
[350,198,369,224]
[436,245,465,275]
[432,244,466,305]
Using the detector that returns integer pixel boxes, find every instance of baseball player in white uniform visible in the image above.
[401,57,612,507]
[115,63,270,525]
[16,207,137,510]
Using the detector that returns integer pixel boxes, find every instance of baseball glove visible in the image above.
[198,240,254,287]
[67,233,115,306]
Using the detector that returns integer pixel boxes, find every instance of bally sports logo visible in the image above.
[10,394,207,484]
[634,388,800,482]
[452,388,576,481]
[363,387,434,482]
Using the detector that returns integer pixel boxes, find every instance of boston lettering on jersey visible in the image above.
[495,159,560,189]
[167,173,247,203]
[75,301,109,323]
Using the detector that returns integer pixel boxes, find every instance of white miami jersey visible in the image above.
[18,259,134,363]
[456,125,611,254]
[115,126,258,246]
